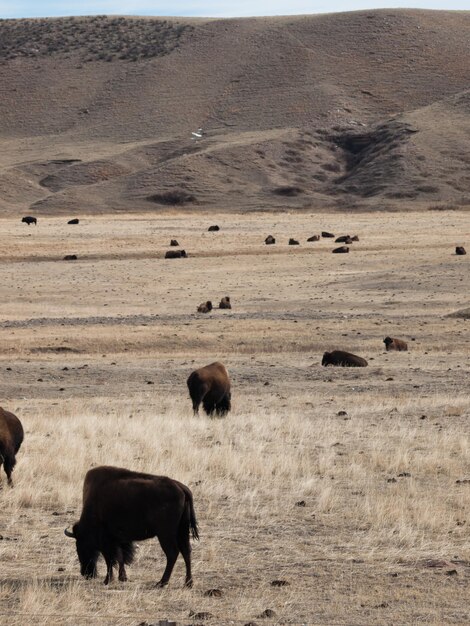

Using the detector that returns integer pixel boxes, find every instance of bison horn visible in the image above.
[64,528,75,538]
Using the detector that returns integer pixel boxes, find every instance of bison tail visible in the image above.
[186,490,199,541]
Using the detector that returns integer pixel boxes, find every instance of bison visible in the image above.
[383,337,408,351]
[68,218,80,225]
[64,466,198,587]
[165,250,187,259]
[208,225,220,232]
[307,235,320,242]
[332,246,349,253]
[456,246,466,255]
[63,254,78,261]
[265,235,276,245]
[219,296,231,309]
[187,362,231,416]
[351,235,359,242]
[0,407,24,487]
[22,216,37,226]
[289,238,300,245]
[322,231,335,238]
[322,350,368,367]
[335,235,353,244]
[197,301,212,313]
[170,239,179,247]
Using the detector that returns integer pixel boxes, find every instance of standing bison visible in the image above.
[187,362,231,416]
[383,337,408,351]
[0,407,24,486]
[322,350,368,367]
[65,466,198,587]
[22,216,37,226]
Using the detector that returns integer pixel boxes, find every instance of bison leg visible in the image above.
[215,393,231,417]
[178,529,193,588]
[3,456,15,487]
[202,397,216,416]
[156,537,179,587]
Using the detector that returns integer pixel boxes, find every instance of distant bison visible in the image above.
[307,235,320,242]
[187,361,231,416]
[197,301,212,313]
[322,231,335,238]
[351,235,359,241]
[0,407,24,487]
[335,235,353,244]
[22,216,37,226]
[289,238,299,245]
[322,350,368,367]
[383,337,408,351]
[67,218,80,225]
[170,239,179,247]
[208,225,220,232]
[332,246,349,253]
[165,250,187,259]
[219,296,231,309]
[456,246,466,255]
[265,235,276,245]
[64,465,198,587]
[63,255,78,261]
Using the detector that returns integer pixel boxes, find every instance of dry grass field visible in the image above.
[0,210,469,625]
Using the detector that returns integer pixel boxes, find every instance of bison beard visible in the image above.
[65,466,199,587]
[187,362,231,416]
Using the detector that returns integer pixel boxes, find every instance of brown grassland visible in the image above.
[0,210,469,625]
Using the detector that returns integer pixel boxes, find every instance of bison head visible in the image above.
[383,337,393,347]
[65,523,99,579]
[321,352,331,366]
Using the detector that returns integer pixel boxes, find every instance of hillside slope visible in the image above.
[1,10,470,214]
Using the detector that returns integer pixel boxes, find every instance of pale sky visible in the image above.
[0,0,468,18]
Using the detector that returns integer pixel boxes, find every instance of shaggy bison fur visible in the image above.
[0,407,24,486]
[187,362,231,416]
[322,350,368,367]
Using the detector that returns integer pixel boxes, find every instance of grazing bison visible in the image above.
[456,246,466,255]
[383,337,408,351]
[208,225,220,232]
[22,216,37,226]
[170,239,179,247]
[63,254,78,261]
[0,407,24,487]
[64,466,198,587]
[265,235,276,245]
[322,231,335,238]
[187,362,231,416]
[219,296,231,309]
[197,301,212,313]
[307,235,320,242]
[68,218,80,225]
[289,238,299,245]
[165,250,187,259]
[332,246,349,253]
[322,350,368,367]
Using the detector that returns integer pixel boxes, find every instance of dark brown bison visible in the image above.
[208,225,220,232]
[351,235,359,241]
[22,216,37,225]
[265,235,276,245]
[383,337,408,351]
[219,296,231,309]
[289,238,299,245]
[187,362,231,416]
[170,239,179,247]
[332,246,349,253]
[197,301,212,313]
[456,246,466,255]
[68,218,80,225]
[322,231,335,238]
[322,350,368,367]
[64,466,198,587]
[335,235,353,244]
[307,235,320,242]
[0,407,24,487]
[63,254,78,261]
[165,250,187,259]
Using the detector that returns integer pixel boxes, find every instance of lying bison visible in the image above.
[265,235,276,245]
[307,235,320,242]
[68,218,80,225]
[332,246,349,253]
[65,466,198,587]
[165,250,187,259]
[219,296,231,309]
[383,337,408,351]
[0,407,24,487]
[456,246,466,255]
[322,350,368,367]
[22,216,37,226]
[187,362,231,416]
[208,225,220,232]
[322,231,335,238]
[63,254,78,261]
[197,301,212,313]
[289,238,300,245]
[170,239,179,247]
[335,235,353,244]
